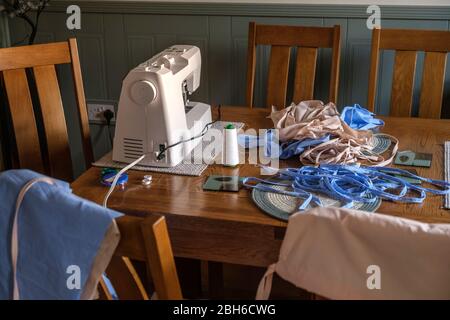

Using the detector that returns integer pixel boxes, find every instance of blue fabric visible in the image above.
[238,130,330,159]
[0,169,121,300]
[278,135,331,159]
[237,129,279,158]
[340,104,384,130]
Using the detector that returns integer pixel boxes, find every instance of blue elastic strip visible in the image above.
[243,164,450,212]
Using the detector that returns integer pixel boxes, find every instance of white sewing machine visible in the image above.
[113,45,212,167]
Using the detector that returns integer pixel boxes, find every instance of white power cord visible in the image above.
[102,154,146,208]
[102,105,220,208]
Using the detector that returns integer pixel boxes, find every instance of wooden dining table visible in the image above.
[71,106,450,268]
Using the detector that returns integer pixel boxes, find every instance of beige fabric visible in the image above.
[256,207,450,300]
[81,221,120,300]
[269,100,397,166]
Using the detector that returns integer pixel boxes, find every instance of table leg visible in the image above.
[175,257,203,299]
[207,261,224,299]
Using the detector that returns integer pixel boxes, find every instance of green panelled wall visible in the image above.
[4,1,450,177]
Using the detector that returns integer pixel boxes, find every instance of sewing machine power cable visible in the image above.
[103,104,222,208]
[156,104,222,160]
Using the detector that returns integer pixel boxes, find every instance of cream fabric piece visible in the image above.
[256,207,450,300]
[269,101,397,166]
[81,221,120,300]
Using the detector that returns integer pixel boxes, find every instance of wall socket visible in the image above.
[87,103,116,124]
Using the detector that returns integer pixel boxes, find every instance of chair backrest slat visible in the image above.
[255,25,335,47]
[390,50,417,117]
[141,215,183,300]
[104,256,149,300]
[293,47,318,102]
[379,29,450,52]
[33,65,73,181]
[368,28,450,118]
[419,51,447,119]
[107,215,183,300]
[367,28,381,112]
[0,42,71,70]
[329,27,341,104]
[0,39,93,180]
[266,45,291,109]
[2,69,44,172]
[246,22,341,108]
[69,39,94,167]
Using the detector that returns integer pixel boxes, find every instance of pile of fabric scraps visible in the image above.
[238,100,395,166]
[243,164,450,211]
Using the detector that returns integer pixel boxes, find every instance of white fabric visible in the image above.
[256,208,450,300]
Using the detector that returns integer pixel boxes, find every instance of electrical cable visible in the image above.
[103,154,146,208]
[103,105,221,208]
[156,104,221,160]
[107,125,113,147]
[103,109,115,147]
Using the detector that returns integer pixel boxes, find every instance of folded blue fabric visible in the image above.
[0,169,121,300]
[238,130,330,159]
[340,104,384,130]
[237,129,279,158]
[279,135,331,159]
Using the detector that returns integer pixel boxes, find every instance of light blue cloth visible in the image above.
[237,129,279,158]
[340,104,384,130]
[238,130,330,159]
[278,135,331,159]
[0,169,121,300]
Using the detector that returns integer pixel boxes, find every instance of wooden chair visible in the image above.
[99,215,183,300]
[368,28,450,118]
[246,22,341,108]
[0,38,93,181]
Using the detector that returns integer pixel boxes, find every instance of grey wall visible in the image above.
[5,1,450,177]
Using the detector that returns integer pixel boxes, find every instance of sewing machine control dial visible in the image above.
[130,80,157,105]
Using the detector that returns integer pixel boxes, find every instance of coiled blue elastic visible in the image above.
[243,164,450,211]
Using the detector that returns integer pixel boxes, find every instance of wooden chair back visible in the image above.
[99,215,183,300]
[0,38,93,180]
[368,28,450,118]
[246,22,341,108]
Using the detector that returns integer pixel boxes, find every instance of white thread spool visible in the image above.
[222,124,239,167]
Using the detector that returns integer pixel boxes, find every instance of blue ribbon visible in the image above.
[243,164,450,211]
